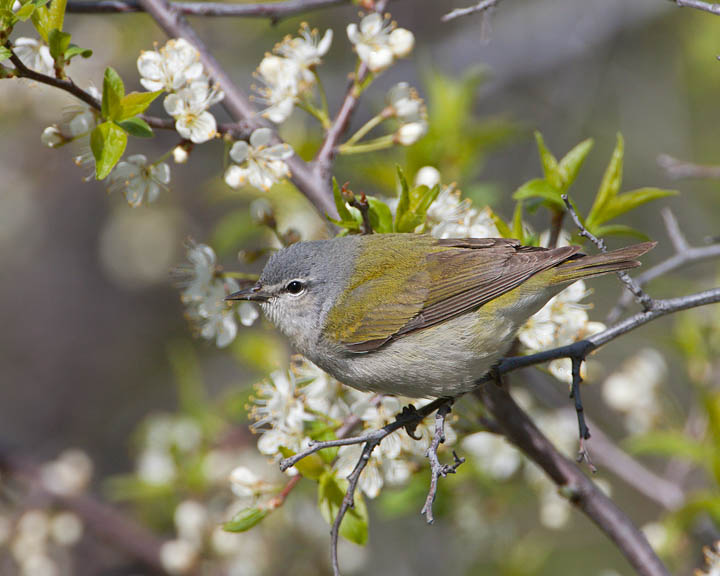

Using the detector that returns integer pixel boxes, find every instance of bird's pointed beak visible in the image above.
[225,284,271,303]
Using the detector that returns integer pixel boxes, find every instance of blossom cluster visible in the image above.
[138,38,224,143]
[178,241,258,348]
[224,128,294,192]
[253,23,333,124]
[242,357,456,500]
[347,13,414,73]
[0,450,92,576]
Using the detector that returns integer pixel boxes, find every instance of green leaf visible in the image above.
[29,0,53,40]
[512,178,564,209]
[318,473,368,546]
[591,187,677,227]
[331,177,353,221]
[101,67,125,121]
[117,90,162,121]
[47,28,70,61]
[117,116,154,138]
[64,44,92,60]
[534,131,561,189]
[625,431,711,466]
[558,138,593,189]
[90,121,127,180]
[278,446,326,479]
[587,133,624,228]
[15,2,36,21]
[487,207,512,239]
[0,46,11,62]
[511,201,524,242]
[47,0,66,32]
[223,507,269,532]
[590,224,650,240]
[366,196,393,234]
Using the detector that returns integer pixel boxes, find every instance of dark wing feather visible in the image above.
[343,237,580,353]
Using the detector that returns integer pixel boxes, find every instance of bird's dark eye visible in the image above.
[286,280,305,295]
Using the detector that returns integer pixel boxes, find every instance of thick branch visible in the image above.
[477,382,670,576]
[607,208,720,322]
[136,0,336,217]
[67,0,349,18]
[0,449,194,576]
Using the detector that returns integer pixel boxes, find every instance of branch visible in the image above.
[562,194,654,311]
[0,448,195,576]
[441,0,501,22]
[313,0,387,178]
[671,0,720,16]
[136,0,336,217]
[657,153,720,180]
[5,46,251,136]
[476,381,671,576]
[67,0,349,18]
[607,208,720,323]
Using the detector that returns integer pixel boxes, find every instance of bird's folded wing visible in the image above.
[328,237,580,353]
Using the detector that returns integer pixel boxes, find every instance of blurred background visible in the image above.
[1,0,720,574]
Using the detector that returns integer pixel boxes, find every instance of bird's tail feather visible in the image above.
[551,241,656,283]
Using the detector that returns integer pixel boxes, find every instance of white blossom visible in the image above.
[461,431,521,479]
[40,449,93,496]
[253,55,303,124]
[387,82,424,121]
[62,85,101,137]
[274,24,333,82]
[41,126,63,148]
[602,348,666,434]
[347,13,414,72]
[160,539,198,575]
[250,369,313,458]
[50,513,84,547]
[335,443,386,498]
[137,449,176,485]
[414,166,441,189]
[137,38,204,92]
[108,154,170,207]
[174,501,208,546]
[238,302,259,326]
[224,128,294,192]
[178,240,216,304]
[194,277,241,348]
[164,80,224,143]
[425,182,500,239]
[14,37,54,76]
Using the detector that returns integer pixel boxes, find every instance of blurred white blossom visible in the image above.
[253,55,303,124]
[13,37,54,76]
[41,126,63,148]
[461,431,521,480]
[137,449,177,485]
[49,512,83,547]
[61,85,101,137]
[160,538,198,575]
[602,348,666,434]
[347,13,414,72]
[414,166,441,189]
[164,80,224,143]
[174,501,208,546]
[108,154,170,207]
[386,83,427,146]
[224,128,293,192]
[40,449,93,496]
[137,38,204,92]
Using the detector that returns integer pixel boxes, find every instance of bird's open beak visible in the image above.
[225,284,271,303]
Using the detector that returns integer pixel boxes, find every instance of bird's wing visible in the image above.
[326,236,581,353]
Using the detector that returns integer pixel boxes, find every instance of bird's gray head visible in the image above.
[227,238,356,354]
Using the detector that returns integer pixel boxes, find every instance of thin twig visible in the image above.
[349,194,373,234]
[67,0,349,18]
[672,0,720,16]
[313,0,387,179]
[607,208,720,322]
[136,0,336,217]
[657,153,720,180]
[441,0,501,22]
[476,381,671,576]
[562,194,655,311]
[420,402,464,524]
[5,45,248,136]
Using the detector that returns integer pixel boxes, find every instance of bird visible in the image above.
[227,234,654,398]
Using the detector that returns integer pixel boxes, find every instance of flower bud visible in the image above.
[389,28,414,58]
[41,126,63,148]
[396,121,426,146]
[414,166,441,189]
[172,145,189,164]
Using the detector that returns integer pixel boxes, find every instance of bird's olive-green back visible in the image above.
[322,235,581,352]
